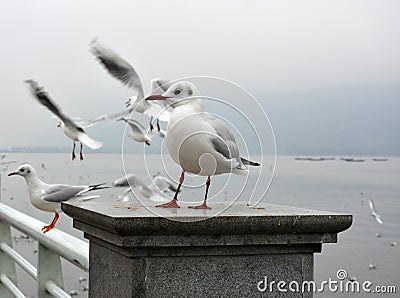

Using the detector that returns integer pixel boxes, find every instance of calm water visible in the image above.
[1,153,399,297]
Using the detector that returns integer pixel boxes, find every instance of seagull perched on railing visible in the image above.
[25,79,103,160]
[146,81,260,209]
[112,173,178,202]
[90,38,172,130]
[8,164,108,233]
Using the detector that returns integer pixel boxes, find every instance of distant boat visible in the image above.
[341,157,365,162]
[372,158,388,162]
[294,157,310,161]
[294,157,334,161]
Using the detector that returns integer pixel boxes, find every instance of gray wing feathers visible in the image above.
[201,114,241,163]
[151,79,174,94]
[85,109,132,126]
[112,174,138,187]
[118,118,145,134]
[41,185,87,203]
[90,38,144,99]
[153,176,178,192]
[25,79,81,133]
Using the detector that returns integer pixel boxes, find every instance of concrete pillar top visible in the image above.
[62,201,352,248]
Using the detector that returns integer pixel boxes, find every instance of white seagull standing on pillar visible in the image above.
[8,164,108,233]
[146,81,260,209]
[25,79,103,160]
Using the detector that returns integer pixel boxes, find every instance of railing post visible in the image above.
[0,221,18,298]
[37,243,64,298]
[63,201,352,297]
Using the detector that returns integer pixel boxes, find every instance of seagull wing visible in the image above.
[369,199,377,213]
[117,188,132,202]
[41,185,87,203]
[153,176,179,193]
[150,78,174,94]
[375,215,383,224]
[42,183,107,202]
[76,131,103,149]
[112,174,138,187]
[83,109,132,126]
[199,113,242,167]
[369,199,383,224]
[90,38,144,99]
[25,79,80,132]
[119,117,146,136]
[148,192,170,202]
[149,78,173,122]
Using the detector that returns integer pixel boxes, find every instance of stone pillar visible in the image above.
[62,202,352,298]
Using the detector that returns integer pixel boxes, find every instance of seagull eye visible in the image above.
[20,169,25,173]
[174,89,181,95]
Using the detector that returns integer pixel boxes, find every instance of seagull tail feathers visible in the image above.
[88,183,110,191]
[240,157,260,167]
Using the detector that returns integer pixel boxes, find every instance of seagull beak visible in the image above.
[146,94,169,101]
[8,172,18,176]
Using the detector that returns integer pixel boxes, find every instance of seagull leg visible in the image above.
[79,143,84,161]
[156,171,184,208]
[42,213,60,233]
[149,116,154,132]
[157,118,161,132]
[72,142,76,160]
[189,175,212,209]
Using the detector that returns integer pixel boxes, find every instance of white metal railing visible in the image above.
[0,202,89,298]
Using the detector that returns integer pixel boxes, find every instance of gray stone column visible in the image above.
[62,202,352,298]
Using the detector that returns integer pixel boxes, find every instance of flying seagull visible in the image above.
[8,164,108,232]
[117,117,165,145]
[112,173,177,202]
[89,38,172,130]
[25,79,103,160]
[369,199,383,224]
[146,81,260,209]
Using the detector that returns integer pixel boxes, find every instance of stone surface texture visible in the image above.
[62,201,352,298]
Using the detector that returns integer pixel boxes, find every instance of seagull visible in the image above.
[146,81,260,209]
[90,38,172,130]
[8,164,108,233]
[117,117,165,145]
[112,173,178,202]
[25,80,103,160]
[369,199,383,224]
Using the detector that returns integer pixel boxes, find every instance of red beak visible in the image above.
[8,172,18,176]
[146,94,169,101]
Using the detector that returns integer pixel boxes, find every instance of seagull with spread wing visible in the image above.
[117,117,165,145]
[25,79,103,160]
[89,38,173,130]
[369,199,383,224]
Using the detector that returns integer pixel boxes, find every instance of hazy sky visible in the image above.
[1,0,399,155]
